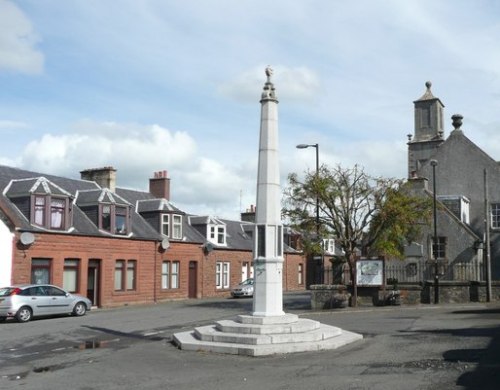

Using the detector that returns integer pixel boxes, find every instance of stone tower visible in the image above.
[407,81,445,177]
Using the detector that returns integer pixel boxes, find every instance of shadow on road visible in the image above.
[401,308,500,389]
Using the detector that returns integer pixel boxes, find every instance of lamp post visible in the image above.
[296,143,322,283]
[430,159,439,304]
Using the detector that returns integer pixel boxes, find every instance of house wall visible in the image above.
[10,232,307,307]
[11,232,159,308]
[155,241,204,301]
[0,219,13,286]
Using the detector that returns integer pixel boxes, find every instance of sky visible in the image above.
[1,0,500,220]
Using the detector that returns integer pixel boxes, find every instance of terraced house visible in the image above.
[0,165,306,308]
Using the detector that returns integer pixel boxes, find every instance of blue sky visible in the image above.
[1,0,500,219]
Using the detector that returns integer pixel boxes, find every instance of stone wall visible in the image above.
[310,281,499,310]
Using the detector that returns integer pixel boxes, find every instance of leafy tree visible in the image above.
[283,164,432,288]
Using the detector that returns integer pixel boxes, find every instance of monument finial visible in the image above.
[265,65,273,82]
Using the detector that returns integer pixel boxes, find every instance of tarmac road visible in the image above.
[0,293,499,390]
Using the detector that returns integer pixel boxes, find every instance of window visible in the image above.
[114,260,136,291]
[63,259,79,292]
[115,207,127,235]
[31,259,51,284]
[32,195,68,230]
[298,263,304,285]
[161,214,169,236]
[102,205,112,232]
[161,261,170,289]
[100,204,129,235]
[216,261,230,289]
[432,237,447,260]
[323,239,335,254]
[171,261,179,288]
[162,261,180,289]
[50,198,65,229]
[491,203,500,229]
[172,215,182,239]
[34,196,45,226]
[126,260,136,290]
[114,260,125,291]
[209,224,226,245]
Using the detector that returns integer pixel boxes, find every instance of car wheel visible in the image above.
[16,306,32,323]
[0,316,6,322]
[73,302,87,316]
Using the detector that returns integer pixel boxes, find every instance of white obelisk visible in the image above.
[252,66,285,317]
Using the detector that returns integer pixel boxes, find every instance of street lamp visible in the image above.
[430,159,439,304]
[296,143,322,283]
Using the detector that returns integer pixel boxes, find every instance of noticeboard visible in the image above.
[356,259,384,286]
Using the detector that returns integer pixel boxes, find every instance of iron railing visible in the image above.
[321,261,485,286]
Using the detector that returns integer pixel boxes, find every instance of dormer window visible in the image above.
[99,204,129,235]
[5,177,73,231]
[32,195,69,230]
[208,224,226,245]
[323,238,335,254]
[161,213,183,239]
[161,214,169,235]
[172,214,182,238]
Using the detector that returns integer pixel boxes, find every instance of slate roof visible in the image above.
[0,164,300,253]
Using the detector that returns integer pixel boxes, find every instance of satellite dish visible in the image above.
[203,242,215,254]
[160,238,170,250]
[20,232,35,246]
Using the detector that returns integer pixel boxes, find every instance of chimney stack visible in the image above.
[80,167,117,192]
[241,204,256,223]
[149,170,171,200]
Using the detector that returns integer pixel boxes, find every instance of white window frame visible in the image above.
[208,224,226,245]
[298,263,303,285]
[323,238,335,254]
[216,261,230,289]
[161,214,170,236]
[172,215,182,239]
[171,261,179,288]
[161,261,170,289]
[63,259,79,292]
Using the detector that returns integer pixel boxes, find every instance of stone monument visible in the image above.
[173,68,363,356]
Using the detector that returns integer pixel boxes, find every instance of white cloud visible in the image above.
[16,121,256,218]
[0,1,44,74]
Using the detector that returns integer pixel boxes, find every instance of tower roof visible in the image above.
[413,81,445,106]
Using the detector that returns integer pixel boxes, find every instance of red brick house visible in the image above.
[0,165,306,308]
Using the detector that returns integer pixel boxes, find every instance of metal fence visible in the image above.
[322,260,485,286]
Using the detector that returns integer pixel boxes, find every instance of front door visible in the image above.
[87,260,101,307]
[188,261,197,298]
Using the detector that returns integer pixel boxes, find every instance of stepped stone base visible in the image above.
[173,313,362,356]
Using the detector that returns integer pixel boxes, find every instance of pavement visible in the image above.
[1,293,499,390]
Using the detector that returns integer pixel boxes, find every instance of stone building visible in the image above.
[406,82,498,281]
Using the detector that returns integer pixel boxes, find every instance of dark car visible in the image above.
[0,284,92,323]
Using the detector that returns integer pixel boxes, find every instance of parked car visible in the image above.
[230,278,254,298]
[0,284,92,323]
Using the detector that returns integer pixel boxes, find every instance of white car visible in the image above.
[230,278,254,298]
[0,284,92,323]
